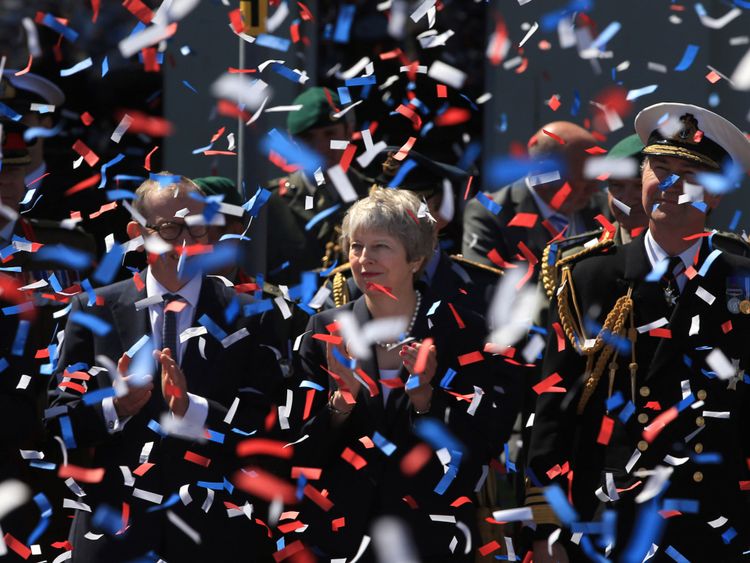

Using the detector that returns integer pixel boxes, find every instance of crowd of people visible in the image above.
[1,66,750,563]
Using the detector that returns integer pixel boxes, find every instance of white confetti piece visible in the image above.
[0,480,30,520]
[584,156,639,179]
[427,60,466,89]
[491,507,533,522]
[634,465,673,503]
[708,516,728,528]
[63,499,91,511]
[636,317,669,334]
[179,484,193,506]
[695,286,715,305]
[221,327,250,348]
[133,488,163,504]
[167,510,202,543]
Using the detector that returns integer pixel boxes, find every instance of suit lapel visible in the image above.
[111,278,150,356]
[512,181,552,254]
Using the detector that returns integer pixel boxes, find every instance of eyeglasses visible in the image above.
[145,221,208,241]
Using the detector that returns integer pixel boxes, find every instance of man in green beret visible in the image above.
[264,87,371,286]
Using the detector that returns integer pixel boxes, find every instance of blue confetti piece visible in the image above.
[664,545,690,562]
[589,21,621,51]
[333,4,356,43]
[24,121,64,143]
[658,174,680,190]
[183,244,238,279]
[728,210,742,231]
[223,477,234,494]
[97,153,126,188]
[332,345,356,370]
[29,460,56,471]
[305,203,341,232]
[691,201,708,214]
[696,160,744,194]
[345,76,377,87]
[619,400,635,423]
[47,272,63,293]
[439,368,457,389]
[697,249,721,277]
[70,311,111,336]
[540,0,593,31]
[243,299,274,317]
[427,300,442,316]
[198,314,228,341]
[113,174,146,183]
[206,429,225,444]
[622,497,666,562]
[60,57,93,77]
[626,84,658,101]
[434,464,458,495]
[645,258,669,282]
[27,512,49,547]
[82,387,117,406]
[182,80,198,93]
[606,390,624,412]
[662,498,699,513]
[337,87,351,105]
[41,13,79,42]
[59,416,77,449]
[387,159,418,188]
[35,244,93,270]
[722,527,737,544]
[319,260,339,278]
[543,484,578,525]
[734,0,750,8]
[300,380,325,391]
[93,244,124,286]
[405,374,421,389]
[0,357,8,373]
[692,452,722,464]
[457,141,482,172]
[147,419,166,436]
[414,418,464,455]
[674,44,700,72]
[676,393,695,412]
[11,320,30,356]
[196,480,225,490]
[244,186,271,218]
[475,192,502,215]
[146,493,180,512]
[149,173,181,186]
[499,113,508,133]
[0,102,23,121]
[503,442,516,473]
[270,62,306,84]
[92,504,121,536]
[255,34,291,51]
[262,128,323,175]
[102,56,109,77]
[570,90,580,116]
[372,432,397,456]
[126,334,151,360]
[2,302,35,316]
[225,296,240,325]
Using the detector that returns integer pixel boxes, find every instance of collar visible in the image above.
[145,267,202,308]
[525,176,560,221]
[644,229,701,271]
[422,247,441,283]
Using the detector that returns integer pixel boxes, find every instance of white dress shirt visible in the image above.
[103,267,209,433]
[644,229,701,293]
[525,177,585,236]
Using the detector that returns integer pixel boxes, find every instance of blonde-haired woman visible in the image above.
[291,187,520,562]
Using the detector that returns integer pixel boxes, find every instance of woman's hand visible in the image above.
[400,339,437,412]
[325,337,361,414]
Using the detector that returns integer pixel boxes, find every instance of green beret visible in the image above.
[193,176,243,207]
[607,134,645,160]
[287,87,342,136]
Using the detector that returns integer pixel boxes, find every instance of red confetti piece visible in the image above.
[542,219,568,243]
[359,436,375,449]
[80,111,94,126]
[643,406,678,442]
[291,467,322,480]
[365,282,398,300]
[27,171,51,187]
[450,496,473,508]
[91,0,100,22]
[15,55,33,77]
[436,84,447,98]
[123,0,153,23]
[144,145,159,171]
[379,377,404,389]
[550,182,572,210]
[479,540,501,557]
[487,248,518,269]
[658,510,682,519]
[237,438,293,459]
[228,9,244,33]
[58,465,105,483]
[58,381,86,394]
[233,467,297,503]
[64,370,90,380]
[516,241,539,289]
[311,333,343,345]
[272,540,307,562]
[412,337,434,374]
[132,271,145,292]
[721,320,733,333]
[548,95,561,111]
[402,495,418,509]
[89,201,118,219]
[705,70,721,84]
[541,128,566,144]
[488,19,508,65]
[3,533,31,559]
[648,328,672,339]
[290,21,301,43]
[595,214,617,238]
[339,143,357,172]
[355,367,380,397]
[447,303,466,329]
[304,483,333,511]
[400,443,432,476]
[586,145,608,154]
[739,481,750,491]
[596,415,615,445]
[458,351,484,366]
[278,521,305,534]
[644,401,662,411]
[507,212,539,228]
[331,517,346,531]
[394,136,417,161]
[184,451,211,467]
[463,175,474,200]
[394,104,422,130]
[203,150,236,156]
[552,322,566,351]
[72,139,100,167]
[533,373,564,395]
[297,1,315,20]
[51,540,73,550]
[435,107,472,126]
[302,388,315,421]
[341,447,367,470]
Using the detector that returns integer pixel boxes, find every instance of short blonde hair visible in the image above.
[133,172,204,219]
[341,187,436,263]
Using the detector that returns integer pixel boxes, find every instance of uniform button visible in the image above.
[637,413,649,424]
[696,390,707,400]
[695,416,705,427]
[637,440,649,451]
[107,420,115,429]
[694,443,704,454]
[693,471,703,483]
[639,386,650,397]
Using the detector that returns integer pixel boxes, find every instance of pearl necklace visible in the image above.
[375,290,422,350]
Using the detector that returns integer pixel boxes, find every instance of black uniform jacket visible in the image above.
[290,291,520,561]
[527,232,750,560]
[48,276,284,562]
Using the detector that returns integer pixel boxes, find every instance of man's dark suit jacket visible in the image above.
[527,233,750,560]
[461,179,609,275]
[49,275,284,562]
[290,292,520,561]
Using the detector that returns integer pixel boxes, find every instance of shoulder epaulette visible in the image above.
[710,230,750,258]
[448,254,503,276]
[261,281,284,298]
[541,234,614,300]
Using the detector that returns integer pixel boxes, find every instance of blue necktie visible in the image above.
[548,213,570,234]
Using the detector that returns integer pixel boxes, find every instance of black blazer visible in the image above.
[528,233,750,559]
[461,179,609,275]
[49,275,284,562]
[291,292,520,561]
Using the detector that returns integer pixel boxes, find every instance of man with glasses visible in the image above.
[49,173,285,562]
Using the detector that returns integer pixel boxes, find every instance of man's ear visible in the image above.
[126,220,144,243]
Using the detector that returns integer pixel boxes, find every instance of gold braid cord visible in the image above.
[331,271,350,307]
[556,265,634,414]
[541,238,615,300]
